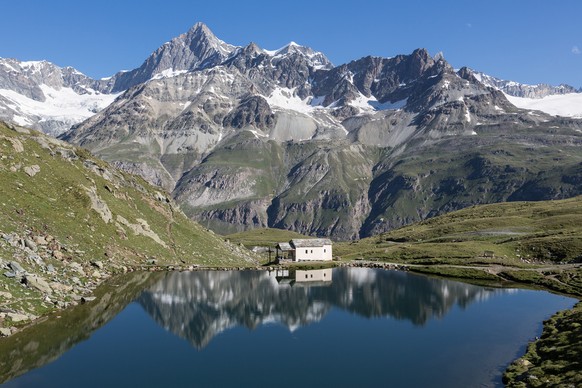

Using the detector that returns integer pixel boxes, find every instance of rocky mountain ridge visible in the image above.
[3,23,582,239]
[60,24,582,239]
[470,69,581,98]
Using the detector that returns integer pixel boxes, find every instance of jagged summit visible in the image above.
[265,41,333,69]
[183,22,238,60]
[108,22,239,92]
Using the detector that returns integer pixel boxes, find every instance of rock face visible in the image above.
[222,95,275,129]
[57,24,582,240]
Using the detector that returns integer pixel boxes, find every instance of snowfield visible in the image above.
[0,85,120,132]
[505,93,582,118]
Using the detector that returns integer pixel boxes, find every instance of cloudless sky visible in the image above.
[1,0,581,87]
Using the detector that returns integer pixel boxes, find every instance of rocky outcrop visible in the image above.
[222,95,275,129]
[84,185,113,223]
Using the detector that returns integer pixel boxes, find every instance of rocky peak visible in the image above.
[182,22,237,65]
[457,66,481,84]
[268,41,333,70]
[397,48,435,81]
[0,58,110,97]
[110,22,239,92]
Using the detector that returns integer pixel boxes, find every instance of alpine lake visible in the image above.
[0,267,576,387]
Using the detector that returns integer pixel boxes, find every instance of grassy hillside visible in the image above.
[225,227,313,247]
[0,122,257,334]
[504,301,582,387]
[337,196,582,265]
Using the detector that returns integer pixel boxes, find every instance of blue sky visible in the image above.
[2,0,581,87]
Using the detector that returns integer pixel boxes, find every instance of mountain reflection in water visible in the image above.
[137,268,507,348]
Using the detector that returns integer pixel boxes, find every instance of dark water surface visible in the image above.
[0,268,577,387]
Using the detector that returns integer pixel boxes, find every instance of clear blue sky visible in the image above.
[2,0,581,87]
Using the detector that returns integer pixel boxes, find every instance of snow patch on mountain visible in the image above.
[151,69,189,80]
[264,87,315,114]
[505,93,582,118]
[0,85,120,133]
[348,93,408,113]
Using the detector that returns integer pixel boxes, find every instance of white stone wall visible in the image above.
[293,244,332,261]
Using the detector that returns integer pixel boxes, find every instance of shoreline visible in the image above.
[3,259,580,337]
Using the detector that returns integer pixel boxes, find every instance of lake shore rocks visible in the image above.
[0,230,117,337]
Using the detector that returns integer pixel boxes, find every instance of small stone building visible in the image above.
[281,238,333,262]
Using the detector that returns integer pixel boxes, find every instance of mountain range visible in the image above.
[2,22,582,239]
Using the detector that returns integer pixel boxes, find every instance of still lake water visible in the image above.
[0,268,577,387]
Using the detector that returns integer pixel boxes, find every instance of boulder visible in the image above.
[81,296,96,303]
[0,291,13,299]
[28,253,44,265]
[52,250,64,260]
[7,312,29,322]
[8,261,26,274]
[0,327,11,337]
[7,137,24,153]
[49,282,73,293]
[24,274,52,294]
[33,235,48,246]
[24,238,37,251]
[155,192,168,202]
[24,165,41,177]
[68,262,85,275]
[91,260,104,269]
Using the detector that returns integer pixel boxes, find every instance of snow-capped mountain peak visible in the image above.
[466,68,582,118]
[468,68,580,98]
[185,22,237,58]
[0,57,119,135]
[265,41,333,70]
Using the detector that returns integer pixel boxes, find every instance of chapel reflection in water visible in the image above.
[137,268,505,348]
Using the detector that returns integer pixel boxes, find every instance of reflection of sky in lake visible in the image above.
[3,268,576,388]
